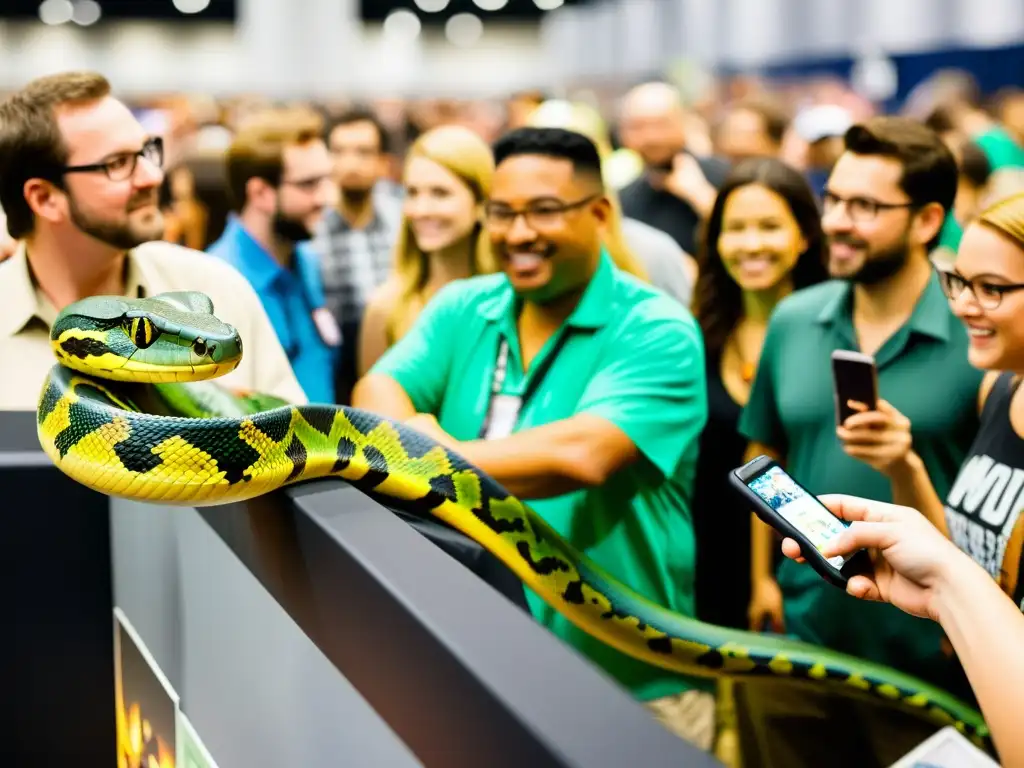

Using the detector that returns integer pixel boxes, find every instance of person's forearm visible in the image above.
[688,182,717,219]
[888,452,948,536]
[457,417,636,500]
[351,374,416,420]
[751,516,776,585]
[934,556,1024,765]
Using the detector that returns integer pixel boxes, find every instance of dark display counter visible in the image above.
[3,409,720,767]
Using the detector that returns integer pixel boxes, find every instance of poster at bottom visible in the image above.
[114,606,180,768]
[177,712,220,768]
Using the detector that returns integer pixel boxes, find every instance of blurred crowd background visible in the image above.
[1,0,1022,256]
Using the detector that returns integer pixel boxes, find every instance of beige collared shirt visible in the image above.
[0,240,308,410]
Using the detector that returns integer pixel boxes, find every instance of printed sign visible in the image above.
[113,607,180,768]
[177,712,220,768]
[889,725,1000,768]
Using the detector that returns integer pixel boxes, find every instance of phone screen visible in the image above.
[747,466,850,569]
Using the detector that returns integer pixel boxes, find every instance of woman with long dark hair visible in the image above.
[691,157,829,630]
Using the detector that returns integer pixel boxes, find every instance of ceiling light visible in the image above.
[72,0,102,25]
[445,13,483,46]
[473,0,509,10]
[533,0,564,9]
[38,0,74,25]
[383,9,421,42]
[414,0,450,12]
[172,0,211,13]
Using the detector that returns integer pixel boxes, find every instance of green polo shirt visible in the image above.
[975,125,1024,171]
[739,272,984,690]
[372,251,709,701]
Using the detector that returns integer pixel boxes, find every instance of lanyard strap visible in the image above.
[480,333,569,438]
[490,337,511,396]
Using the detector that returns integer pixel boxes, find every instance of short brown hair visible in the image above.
[0,71,111,238]
[224,107,325,210]
[843,116,958,232]
[730,95,792,145]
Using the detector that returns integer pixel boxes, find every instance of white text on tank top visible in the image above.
[945,453,1024,581]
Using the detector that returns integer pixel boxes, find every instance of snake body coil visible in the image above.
[36,292,990,748]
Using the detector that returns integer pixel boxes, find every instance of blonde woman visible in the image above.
[357,125,498,375]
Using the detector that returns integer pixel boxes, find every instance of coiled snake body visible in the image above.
[36,292,990,748]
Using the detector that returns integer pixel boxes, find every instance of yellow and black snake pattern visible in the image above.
[36,292,991,749]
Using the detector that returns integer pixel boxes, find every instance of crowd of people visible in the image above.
[2,66,1024,767]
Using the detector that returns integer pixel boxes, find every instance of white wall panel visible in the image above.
[543,0,1024,80]
[0,18,548,98]
[618,0,663,75]
[953,0,1024,48]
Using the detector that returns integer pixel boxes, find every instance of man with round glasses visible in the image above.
[0,71,305,409]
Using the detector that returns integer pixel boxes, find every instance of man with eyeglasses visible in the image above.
[207,107,339,404]
[352,127,716,750]
[0,71,305,410]
[735,117,986,766]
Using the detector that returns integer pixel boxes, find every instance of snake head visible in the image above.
[50,293,244,383]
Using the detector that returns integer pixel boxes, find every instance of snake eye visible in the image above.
[192,339,208,357]
[124,316,156,349]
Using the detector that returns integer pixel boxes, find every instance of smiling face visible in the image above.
[402,155,479,254]
[328,118,386,194]
[56,95,167,249]
[947,222,1024,372]
[717,183,807,292]
[820,152,919,284]
[486,153,609,304]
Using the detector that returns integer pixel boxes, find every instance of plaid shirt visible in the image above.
[310,200,399,325]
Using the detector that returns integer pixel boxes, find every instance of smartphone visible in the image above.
[729,455,871,588]
[832,349,878,426]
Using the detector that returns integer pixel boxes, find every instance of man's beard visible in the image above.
[272,211,313,243]
[829,232,911,286]
[68,191,164,250]
[340,187,372,207]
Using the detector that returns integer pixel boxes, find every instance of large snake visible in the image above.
[36,291,991,750]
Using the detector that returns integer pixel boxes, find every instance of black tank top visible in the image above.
[943,372,1024,610]
[692,347,750,629]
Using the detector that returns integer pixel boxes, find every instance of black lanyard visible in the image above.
[478,333,569,439]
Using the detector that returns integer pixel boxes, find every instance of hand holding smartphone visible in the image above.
[729,456,872,588]
[831,350,878,426]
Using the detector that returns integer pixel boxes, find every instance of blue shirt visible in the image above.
[208,217,337,404]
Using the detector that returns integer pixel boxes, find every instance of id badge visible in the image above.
[482,394,522,440]
[311,307,342,347]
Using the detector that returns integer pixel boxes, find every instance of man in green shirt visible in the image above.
[352,127,714,749]
[738,117,984,766]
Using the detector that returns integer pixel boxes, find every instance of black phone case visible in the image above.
[728,456,860,589]
[832,357,878,426]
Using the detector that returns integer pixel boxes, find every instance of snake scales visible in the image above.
[34,291,990,749]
